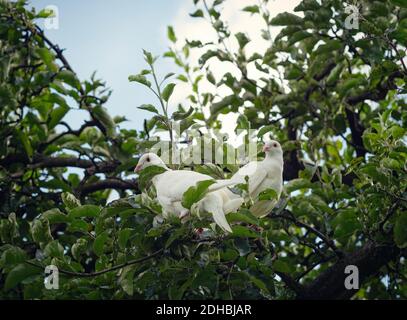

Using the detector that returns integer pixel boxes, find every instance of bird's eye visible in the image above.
[146,157,150,162]
[273,143,278,148]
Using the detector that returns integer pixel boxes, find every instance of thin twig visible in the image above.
[269,210,344,258]
[25,248,163,278]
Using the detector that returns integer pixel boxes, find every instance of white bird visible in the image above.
[135,153,243,232]
[230,140,284,217]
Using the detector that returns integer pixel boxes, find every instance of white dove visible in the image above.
[230,140,284,217]
[135,153,243,232]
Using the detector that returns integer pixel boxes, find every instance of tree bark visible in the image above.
[297,242,401,300]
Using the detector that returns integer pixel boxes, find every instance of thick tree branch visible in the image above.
[38,120,97,152]
[344,107,366,158]
[76,178,139,196]
[297,242,402,300]
[346,71,403,106]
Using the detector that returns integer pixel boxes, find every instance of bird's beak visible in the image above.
[262,145,271,153]
[134,164,142,173]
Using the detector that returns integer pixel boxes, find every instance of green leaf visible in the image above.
[332,209,361,241]
[210,95,242,117]
[143,49,155,65]
[30,218,53,246]
[248,274,269,295]
[258,188,277,201]
[119,265,136,295]
[227,210,259,225]
[220,248,239,261]
[270,13,302,26]
[167,26,177,43]
[5,263,40,291]
[138,104,159,114]
[36,8,55,18]
[257,125,274,137]
[284,178,315,193]
[138,165,168,190]
[163,72,175,81]
[273,260,292,273]
[391,0,407,8]
[236,114,250,131]
[177,74,188,82]
[230,225,259,238]
[161,83,176,102]
[71,238,88,261]
[181,179,216,209]
[92,105,116,136]
[389,125,404,139]
[56,70,81,89]
[326,62,344,86]
[68,205,100,219]
[44,240,64,259]
[394,213,407,248]
[17,129,33,160]
[93,231,109,257]
[234,238,250,256]
[0,247,27,269]
[128,74,151,87]
[35,47,57,72]
[235,32,250,49]
[165,227,186,248]
[314,40,342,55]
[190,9,204,18]
[118,228,133,250]
[67,219,89,233]
[294,0,320,12]
[49,105,69,129]
[172,106,194,120]
[61,192,81,209]
[288,30,312,46]
[42,208,69,224]
[242,5,259,14]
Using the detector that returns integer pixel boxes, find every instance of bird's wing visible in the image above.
[155,170,214,202]
[231,161,268,195]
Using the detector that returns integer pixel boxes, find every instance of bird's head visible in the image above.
[134,153,166,173]
[262,140,283,158]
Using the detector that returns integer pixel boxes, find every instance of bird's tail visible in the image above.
[208,179,237,193]
[200,193,233,233]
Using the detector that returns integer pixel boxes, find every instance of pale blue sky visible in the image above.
[30,0,188,131]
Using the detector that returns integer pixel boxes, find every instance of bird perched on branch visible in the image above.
[135,153,243,232]
[230,140,284,217]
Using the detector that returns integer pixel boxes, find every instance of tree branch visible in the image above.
[26,248,163,278]
[344,107,366,158]
[269,210,343,258]
[76,178,139,196]
[297,242,402,300]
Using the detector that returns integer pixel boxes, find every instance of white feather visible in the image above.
[230,140,284,217]
[136,153,242,232]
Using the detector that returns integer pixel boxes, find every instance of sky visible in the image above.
[29,0,302,137]
[30,0,188,131]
